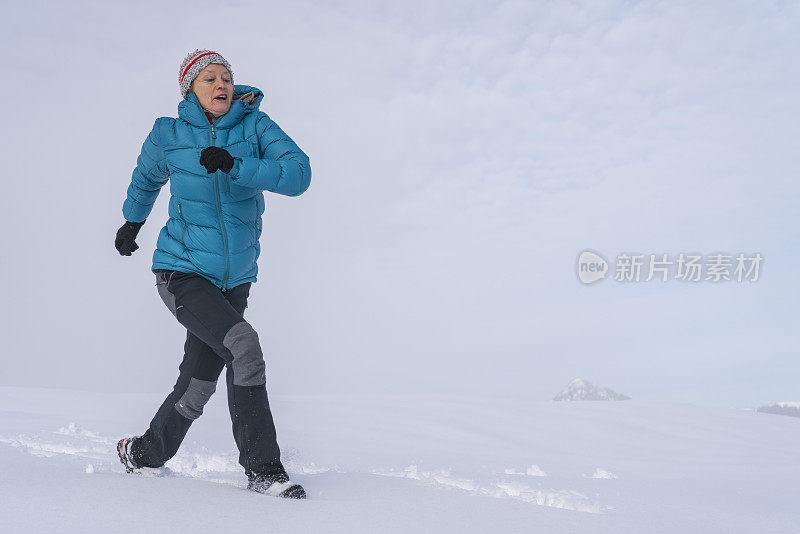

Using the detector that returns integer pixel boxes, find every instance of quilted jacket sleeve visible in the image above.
[228,112,311,197]
[122,118,170,223]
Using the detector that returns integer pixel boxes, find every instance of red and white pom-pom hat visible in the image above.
[178,49,233,97]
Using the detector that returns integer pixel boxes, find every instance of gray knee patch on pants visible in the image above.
[223,321,266,386]
[175,378,217,420]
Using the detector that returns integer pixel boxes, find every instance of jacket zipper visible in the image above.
[178,201,187,244]
[210,124,230,291]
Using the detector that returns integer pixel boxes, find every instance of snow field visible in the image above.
[1,387,798,533]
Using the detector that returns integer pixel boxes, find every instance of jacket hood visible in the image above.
[178,84,264,128]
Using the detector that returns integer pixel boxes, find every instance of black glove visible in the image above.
[200,147,234,174]
[115,220,145,256]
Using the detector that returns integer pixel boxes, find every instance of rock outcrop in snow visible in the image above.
[757,402,800,418]
[553,378,630,401]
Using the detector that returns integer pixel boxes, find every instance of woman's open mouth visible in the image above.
[214,95,228,102]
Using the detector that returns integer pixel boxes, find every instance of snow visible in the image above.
[584,468,619,480]
[756,402,800,418]
[1,387,799,533]
[553,378,631,401]
[526,464,547,477]
[503,464,547,477]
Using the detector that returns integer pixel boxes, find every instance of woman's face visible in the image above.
[191,64,234,118]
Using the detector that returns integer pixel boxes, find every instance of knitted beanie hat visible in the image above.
[178,49,233,97]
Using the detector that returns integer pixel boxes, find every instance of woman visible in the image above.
[113,49,311,499]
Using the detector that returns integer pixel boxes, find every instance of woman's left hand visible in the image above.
[200,147,235,174]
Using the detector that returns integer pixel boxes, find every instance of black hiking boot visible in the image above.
[117,437,140,473]
[247,470,306,499]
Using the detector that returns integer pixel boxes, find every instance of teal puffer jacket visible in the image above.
[122,84,311,291]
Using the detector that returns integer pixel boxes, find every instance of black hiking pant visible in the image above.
[130,269,285,476]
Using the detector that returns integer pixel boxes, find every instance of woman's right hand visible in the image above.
[115,220,146,256]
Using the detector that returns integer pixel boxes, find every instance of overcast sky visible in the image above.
[1,0,798,407]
